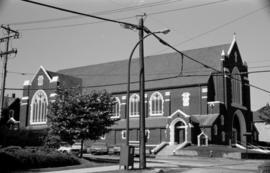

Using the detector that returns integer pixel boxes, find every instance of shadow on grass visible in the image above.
[14,158,116,173]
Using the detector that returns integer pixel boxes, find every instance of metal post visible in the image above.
[125,29,169,149]
[138,15,146,169]
[123,22,169,169]
[126,57,130,147]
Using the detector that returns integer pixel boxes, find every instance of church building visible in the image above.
[19,37,256,151]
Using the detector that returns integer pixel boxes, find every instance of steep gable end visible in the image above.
[227,36,243,66]
[30,66,53,88]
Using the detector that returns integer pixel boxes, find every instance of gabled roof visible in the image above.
[191,114,219,127]
[253,104,270,122]
[3,96,19,109]
[46,70,82,88]
[58,43,230,93]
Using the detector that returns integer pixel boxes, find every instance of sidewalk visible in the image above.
[43,162,179,173]
[41,155,264,173]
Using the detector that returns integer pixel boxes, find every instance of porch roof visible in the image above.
[191,114,219,127]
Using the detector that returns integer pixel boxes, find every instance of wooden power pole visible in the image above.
[0,25,19,119]
[138,15,146,169]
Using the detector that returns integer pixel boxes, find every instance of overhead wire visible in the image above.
[141,25,270,95]
[18,0,228,31]
[4,69,270,92]
[18,0,270,95]
[3,67,270,77]
[20,0,140,31]
[155,3,270,54]
[11,0,183,26]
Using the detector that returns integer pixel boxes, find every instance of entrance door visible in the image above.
[232,128,237,144]
[174,121,185,144]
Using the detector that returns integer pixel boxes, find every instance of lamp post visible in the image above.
[124,23,169,168]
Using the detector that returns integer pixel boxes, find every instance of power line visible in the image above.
[18,0,227,31]
[143,27,270,95]
[147,0,228,16]
[249,65,270,69]
[7,71,34,76]
[20,0,270,95]
[20,0,140,31]
[2,67,270,77]
[156,4,270,53]
[12,0,182,26]
[4,69,270,92]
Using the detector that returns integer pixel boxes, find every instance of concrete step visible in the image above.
[157,144,179,156]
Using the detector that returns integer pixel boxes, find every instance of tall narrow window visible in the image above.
[182,92,190,107]
[222,131,226,142]
[231,67,242,105]
[38,75,44,86]
[220,115,224,126]
[214,125,218,136]
[149,92,164,116]
[112,97,121,118]
[130,94,139,117]
[121,130,126,139]
[30,90,48,125]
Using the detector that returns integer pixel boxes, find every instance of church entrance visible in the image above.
[168,110,190,145]
[232,110,247,145]
[174,121,186,144]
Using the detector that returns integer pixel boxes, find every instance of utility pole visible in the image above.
[0,25,19,119]
[138,14,146,169]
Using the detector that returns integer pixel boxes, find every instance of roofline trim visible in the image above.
[168,109,190,119]
[111,82,209,95]
[227,34,237,55]
[30,66,55,84]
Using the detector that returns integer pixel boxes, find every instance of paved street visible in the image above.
[42,156,265,173]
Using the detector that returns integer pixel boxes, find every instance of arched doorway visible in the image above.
[175,121,186,144]
[169,118,187,145]
[232,110,247,145]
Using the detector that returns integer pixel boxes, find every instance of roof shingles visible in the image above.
[58,44,230,93]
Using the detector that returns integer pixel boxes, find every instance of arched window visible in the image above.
[145,129,150,140]
[38,75,44,86]
[129,94,139,117]
[182,92,190,107]
[121,130,126,139]
[220,115,224,126]
[231,67,242,104]
[30,90,48,125]
[112,97,121,118]
[222,131,226,142]
[149,92,164,116]
[214,125,218,136]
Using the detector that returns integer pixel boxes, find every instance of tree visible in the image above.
[47,88,116,157]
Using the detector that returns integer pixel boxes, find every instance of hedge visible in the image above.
[0,127,48,147]
[0,146,80,172]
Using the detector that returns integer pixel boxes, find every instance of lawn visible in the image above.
[22,158,116,173]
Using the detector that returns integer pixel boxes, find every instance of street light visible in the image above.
[124,27,170,168]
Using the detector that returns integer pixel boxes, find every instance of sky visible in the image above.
[0,0,270,111]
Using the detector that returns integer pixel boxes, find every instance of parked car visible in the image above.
[71,142,87,154]
[58,142,87,154]
[89,142,109,155]
[57,143,72,153]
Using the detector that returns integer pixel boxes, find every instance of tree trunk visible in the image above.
[80,138,84,158]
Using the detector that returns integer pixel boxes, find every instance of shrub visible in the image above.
[0,128,48,147]
[0,146,80,172]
